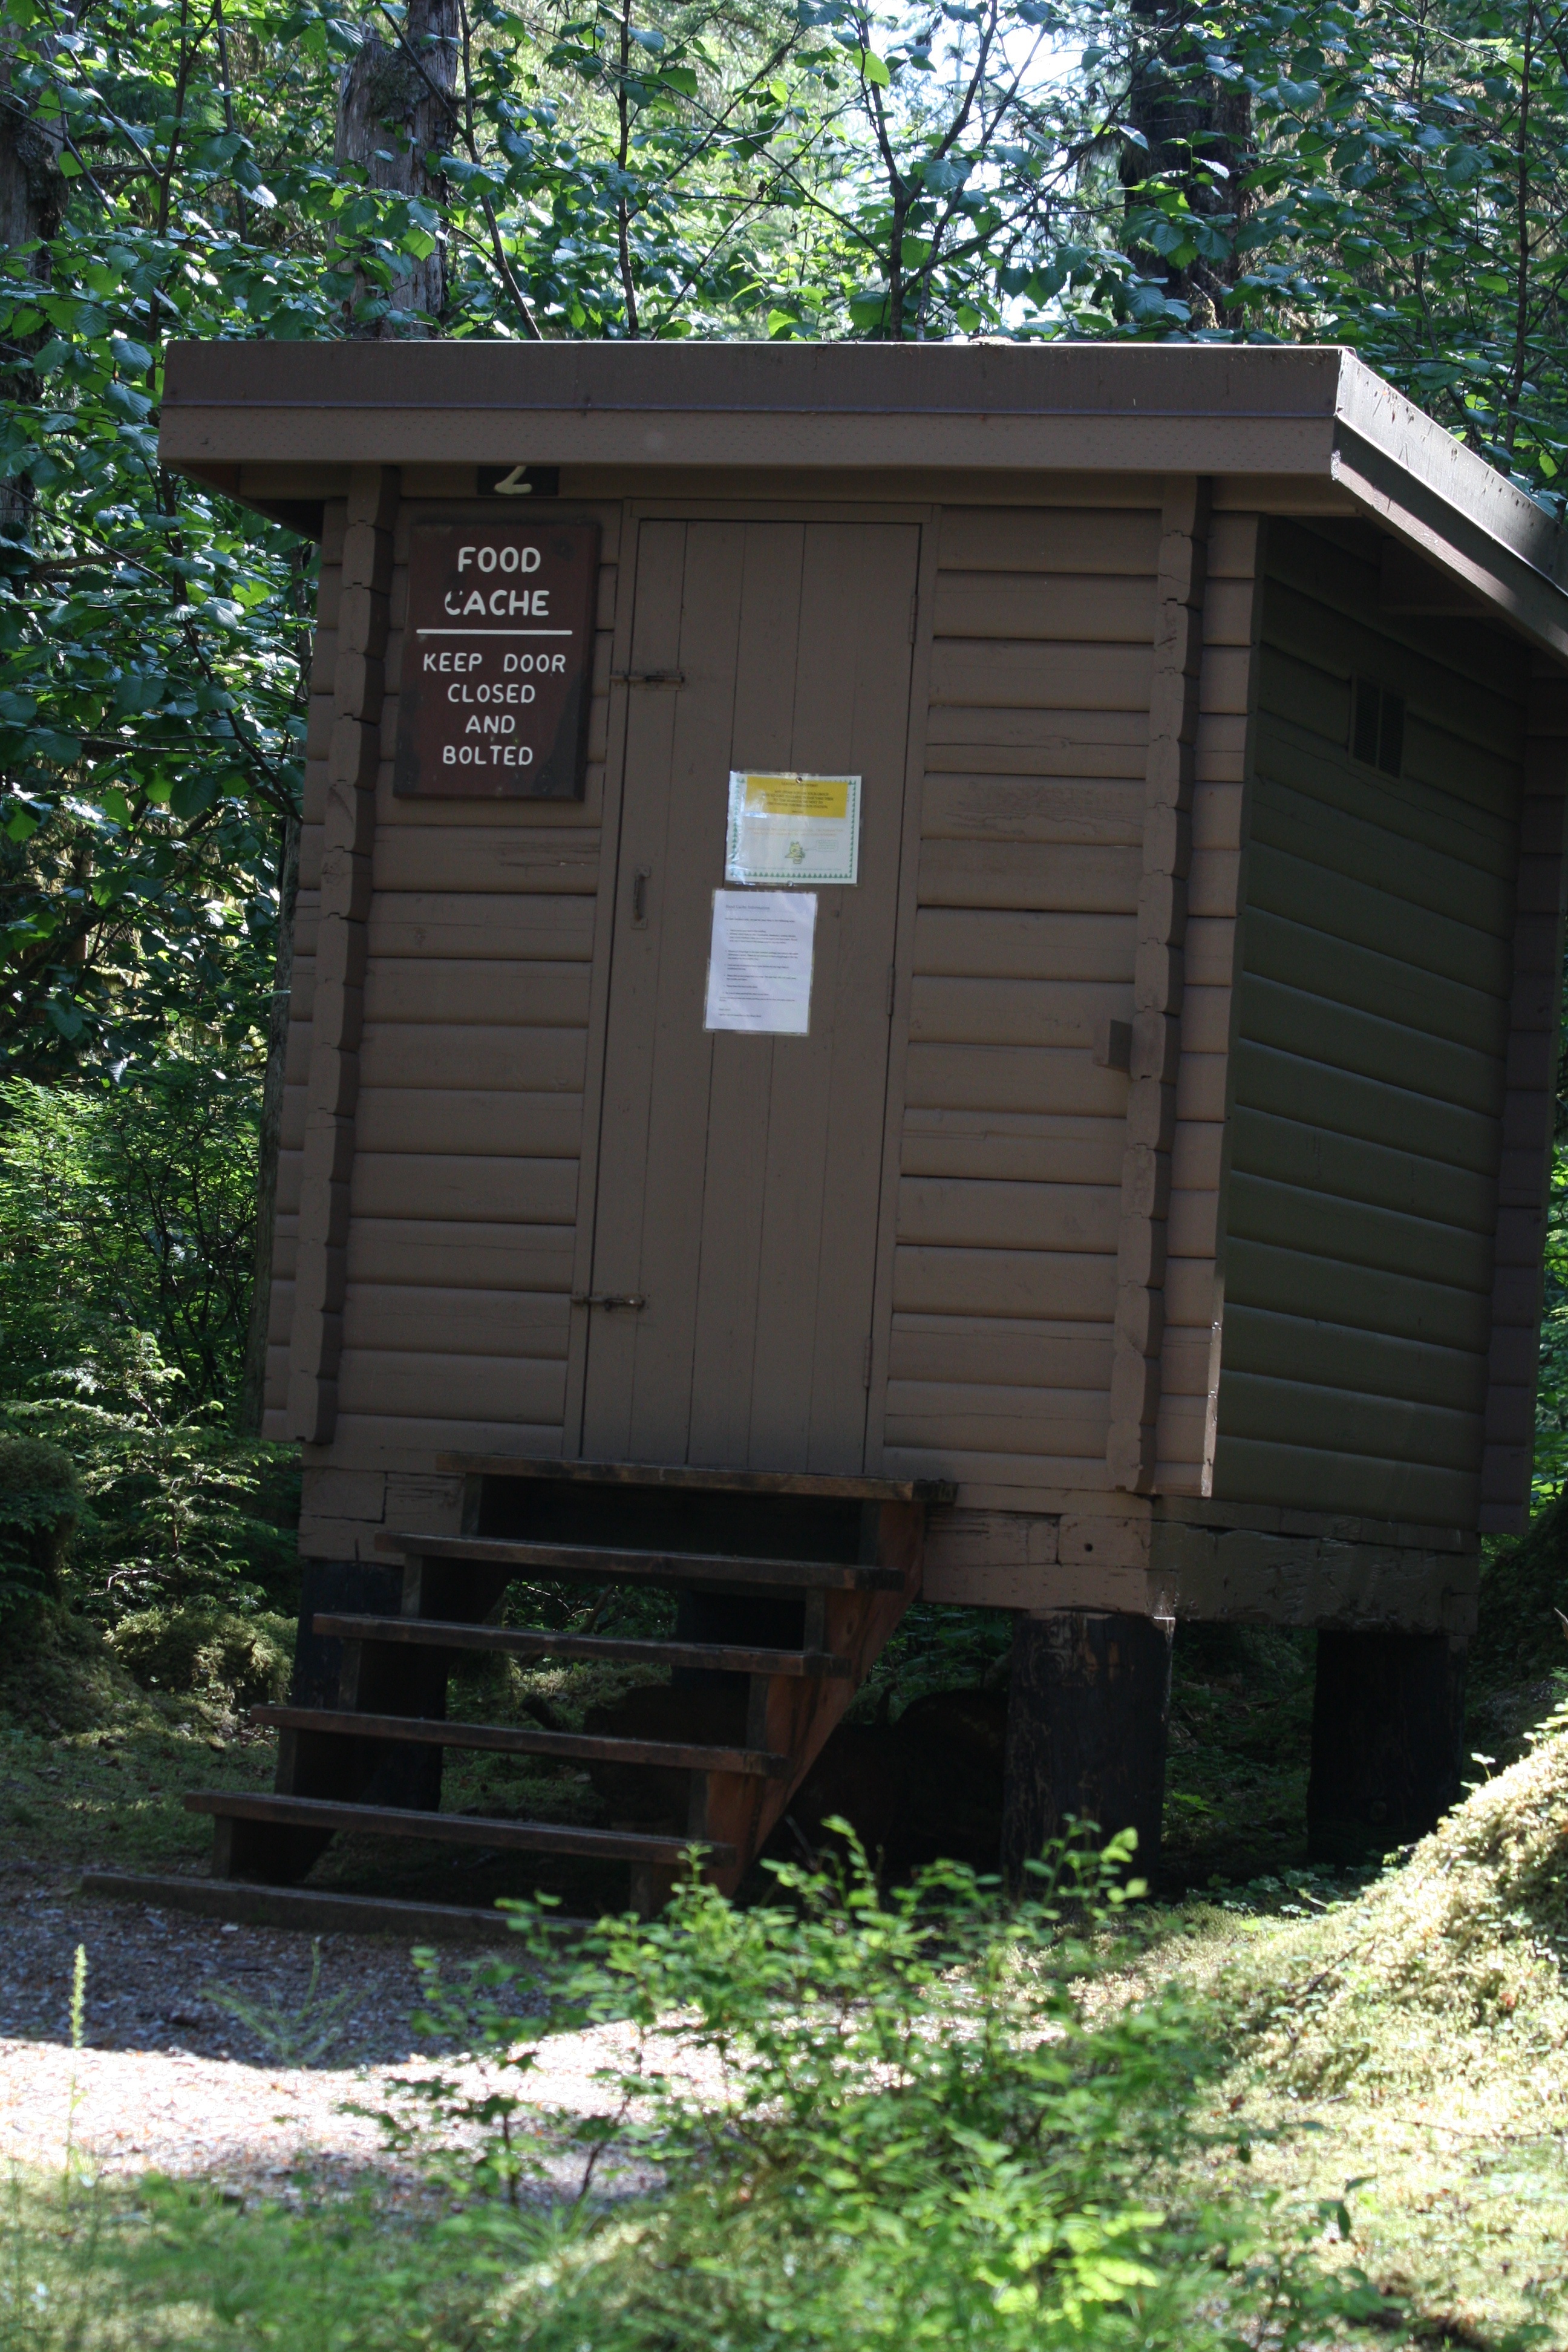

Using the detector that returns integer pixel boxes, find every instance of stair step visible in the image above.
[255,1704,791,1777]
[83,1869,564,1945]
[185,1791,734,1869]
[314,1612,853,1679]
[381,1533,905,1592]
[435,1453,956,1504]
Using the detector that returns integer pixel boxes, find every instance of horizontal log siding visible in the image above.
[885,506,1159,1489]
[261,502,344,1437]
[324,500,621,1459]
[1212,518,1529,1523]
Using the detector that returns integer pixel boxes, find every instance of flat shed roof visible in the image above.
[162,341,1568,659]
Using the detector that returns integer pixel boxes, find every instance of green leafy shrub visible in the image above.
[107,1601,293,1705]
[0,1434,80,1616]
[371,1836,1385,2350]
[0,1399,298,1623]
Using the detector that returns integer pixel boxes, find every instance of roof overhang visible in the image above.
[160,339,1568,661]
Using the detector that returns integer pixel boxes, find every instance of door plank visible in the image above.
[688,523,807,1465]
[762,529,921,1468]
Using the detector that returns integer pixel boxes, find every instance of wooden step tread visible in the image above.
[381,1533,906,1592]
[185,1790,733,1868]
[314,1612,854,1680]
[82,1869,565,1945]
[256,1704,791,1778]
[436,1452,956,1505]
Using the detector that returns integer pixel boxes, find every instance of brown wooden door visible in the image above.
[580,517,920,1472]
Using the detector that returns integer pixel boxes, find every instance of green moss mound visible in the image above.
[108,1601,293,1707]
[1227,1705,1568,2095]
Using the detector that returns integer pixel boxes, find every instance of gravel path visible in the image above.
[0,1858,494,2063]
[0,1856,642,2200]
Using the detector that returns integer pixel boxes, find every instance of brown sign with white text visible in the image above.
[393,521,599,799]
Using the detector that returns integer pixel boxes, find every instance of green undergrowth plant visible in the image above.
[0,1400,300,1625]
[372,1831,1389,2350]
[0,1398,299,1717]
[0,1434,80,1619]
[1474,1496,1568,1697]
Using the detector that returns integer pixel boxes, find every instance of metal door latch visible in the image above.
[611,669,685,687]
[570,1292,647,1312]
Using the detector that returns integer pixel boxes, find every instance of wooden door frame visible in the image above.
[561,497,641,1456]
[561,494,938,1469]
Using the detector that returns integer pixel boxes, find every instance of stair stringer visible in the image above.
[697,1498,925,1895]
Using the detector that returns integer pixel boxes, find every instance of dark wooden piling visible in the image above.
[1001,1609,1173,1889]
[1308,1630,1468,1863]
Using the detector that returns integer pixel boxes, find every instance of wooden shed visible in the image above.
[154,342,1568,1915]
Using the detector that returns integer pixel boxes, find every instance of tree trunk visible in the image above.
[1122,0,1250,327]
[238,809,300,1437]
[0,25,65,550]
[1001,1609,1173,1887]
[334,0,461,333]
[1308,1630,1468,1864]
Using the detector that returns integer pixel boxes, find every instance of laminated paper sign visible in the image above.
[704,890,817,1036]
[725,771,861,886]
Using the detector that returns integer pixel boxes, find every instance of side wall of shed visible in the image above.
[1210,518,1529,1524]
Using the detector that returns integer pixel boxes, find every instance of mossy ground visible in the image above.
[0,1607,275,1876]
[1167,1702,1568,2346]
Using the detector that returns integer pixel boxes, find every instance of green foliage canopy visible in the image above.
[4,0,1567,1081]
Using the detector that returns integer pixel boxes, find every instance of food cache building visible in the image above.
[153,342,1568,1908]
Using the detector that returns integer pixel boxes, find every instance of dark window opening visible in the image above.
[1352,676,1405,777]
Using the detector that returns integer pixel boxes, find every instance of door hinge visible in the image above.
[863,1336,873,1390]
[571,1292,647,1312]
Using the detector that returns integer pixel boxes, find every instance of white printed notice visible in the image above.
[725,771,861,886]
[704,889,817,1036]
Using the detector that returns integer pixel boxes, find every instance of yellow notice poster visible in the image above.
[725,769,861,886]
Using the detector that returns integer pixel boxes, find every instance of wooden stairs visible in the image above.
[188,1460,953,1915]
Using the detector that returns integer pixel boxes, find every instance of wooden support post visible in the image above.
[1001,1610,1172,1887]
[1307,1631,1467,1863]
[629,1862,678,1918]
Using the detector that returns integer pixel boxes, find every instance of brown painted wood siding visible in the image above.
[883,506,1160,1490]
[1214,517,1529,1523]
[269,494,622,1455]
